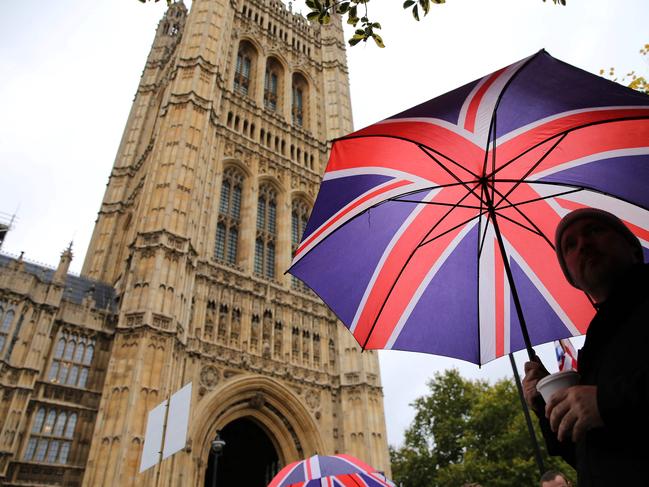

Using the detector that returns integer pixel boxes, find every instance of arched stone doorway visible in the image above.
[203,417,279,487]
[191,375,326,486]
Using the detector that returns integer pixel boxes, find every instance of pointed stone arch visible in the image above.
[190,374,325,484]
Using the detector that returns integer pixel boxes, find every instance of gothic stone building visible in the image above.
[0,1,390,485]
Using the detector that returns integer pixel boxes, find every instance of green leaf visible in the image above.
[372,33,385,48]
[412,4,420,20]
[372,22,382,29]
[348,37,363,46]
[306,11,320,21]
[419,0,430,15]
[337,2,350,14]
[319,12,331,24]
[403,0,415,7]
[355,29,365,35]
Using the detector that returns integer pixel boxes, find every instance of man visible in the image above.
[523,208,648,486]
[540,470,571,487]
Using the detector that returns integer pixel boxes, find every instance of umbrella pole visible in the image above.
[485,200,545,474]
[487,206,536,360]
[509,353,545,476]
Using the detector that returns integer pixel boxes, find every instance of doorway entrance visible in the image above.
[204,417,280,487]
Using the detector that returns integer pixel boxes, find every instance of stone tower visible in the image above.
[76,0,390,485]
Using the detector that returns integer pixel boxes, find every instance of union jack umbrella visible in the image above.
[288,50,649,364]
[268,454,395,487]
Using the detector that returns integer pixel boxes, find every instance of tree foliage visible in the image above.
[601,44,649,95]
[390,369,575,487]
[305,0,566,48]
[139,0,566,49]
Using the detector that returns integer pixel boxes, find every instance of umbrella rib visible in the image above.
[481,50,542,180]
[360,182,482,350]
[489,185,554,246]
[492,179,649,250]
[419,211,488,247]
[386,180,479,200]
[286,182,474,274]
[477,211,493,259]
[486,114,649,180]
[475,183,485,364]
[333,133,480,179]
[493,132,568,208]
[417,143,480,180]
[417,145,484,204]
[491,113,498,207]
[389,199,483,210]
[495,186,584,211]
[490,210,546,239]
[499,179,649,215]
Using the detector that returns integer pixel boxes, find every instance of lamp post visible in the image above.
[211,431,226,487]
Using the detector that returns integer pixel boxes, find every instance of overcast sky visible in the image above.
[1,0,647,447]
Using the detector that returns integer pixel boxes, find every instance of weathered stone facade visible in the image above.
[0,0,390,485]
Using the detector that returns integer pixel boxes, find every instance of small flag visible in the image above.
[555,338,578,372]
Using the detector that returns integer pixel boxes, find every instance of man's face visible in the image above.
[560,217,640,296]
[541,474,570,487]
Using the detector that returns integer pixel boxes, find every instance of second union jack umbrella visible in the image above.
[268,454,395,487]
[288,50,649,364]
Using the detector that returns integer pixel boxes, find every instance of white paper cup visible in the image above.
[536,370,580,402]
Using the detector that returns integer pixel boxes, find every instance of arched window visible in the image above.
[1,309,14,331]
[24,408,77,464]
[0,306,13,353]
[234,41,256,96]
[48,332,95,389]
[65,413,77,438]
[53,413,67,437]
[254,184,278,279]
[291,198,311,291]
[83,345,94,365]
[32,408,46,433]
[264,57,283,113]
[292,73,308,128]
[215,167,244,265]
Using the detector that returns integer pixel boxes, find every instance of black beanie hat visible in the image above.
[554,208,643,288]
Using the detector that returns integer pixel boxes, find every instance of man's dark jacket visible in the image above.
[536,263,649,486]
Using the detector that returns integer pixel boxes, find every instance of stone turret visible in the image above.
[53,243,73,285]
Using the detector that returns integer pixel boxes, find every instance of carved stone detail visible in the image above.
[200,365,220,389]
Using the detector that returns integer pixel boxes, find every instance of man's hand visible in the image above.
[523,357,549,409]
[546,385,604,442]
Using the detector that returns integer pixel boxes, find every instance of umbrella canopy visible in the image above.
[288,50,649,365]
[268,454,394,487]
[281,472,395,487]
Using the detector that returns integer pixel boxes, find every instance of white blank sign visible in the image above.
[162,382,192,459]
[139,399,167,473]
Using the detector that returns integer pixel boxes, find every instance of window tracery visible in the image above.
[291,198,311,291]
[48,332,95,388]
[24,407,77,464]
[254,184,277,279]
[215,166,244,265]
